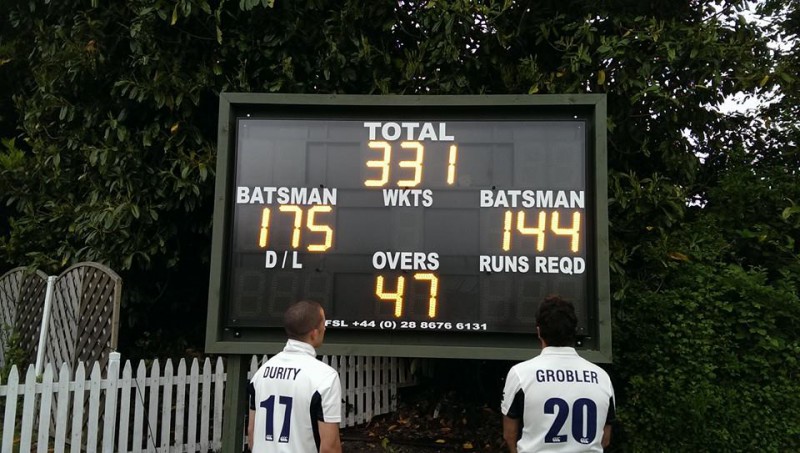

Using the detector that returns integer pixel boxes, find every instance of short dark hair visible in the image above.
[283,300,323,340]
[536,295,577,347]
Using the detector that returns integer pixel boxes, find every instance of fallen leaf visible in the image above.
[463,441,474,450]
[435,439,446,444]
[667,251,689,262]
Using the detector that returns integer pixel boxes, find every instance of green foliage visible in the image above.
[0,330,27,381]
[0,1,775,274]
[615,258,800,451]
[1,3,215,273]
[0,1,798,450]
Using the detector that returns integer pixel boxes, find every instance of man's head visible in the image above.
[535,295,577,347]
[283,300,327,348]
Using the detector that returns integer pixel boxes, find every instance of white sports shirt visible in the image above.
[248,339,342,452]
[501,347,615,453]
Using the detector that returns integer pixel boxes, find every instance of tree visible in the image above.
[1,1,797,449]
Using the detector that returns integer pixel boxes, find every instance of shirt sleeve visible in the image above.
[318,371,342,423]
[605,395,616,424]
[501,367,522,417]
[605,378,616,424]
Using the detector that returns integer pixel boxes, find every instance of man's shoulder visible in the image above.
[513,354,548,369]
[515,351,610,374]
[572,355,610,375]
[312,359,340,379]
[251,351,312,373]
[277,352,339,378]
[256,352,289,368]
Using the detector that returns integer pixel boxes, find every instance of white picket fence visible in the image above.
[0,355,414,452]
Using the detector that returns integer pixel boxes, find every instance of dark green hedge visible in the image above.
[1,1,798,450]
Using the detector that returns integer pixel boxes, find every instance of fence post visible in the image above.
[221,355,247,453]
[35,275,57,376]
[102,351,121,453]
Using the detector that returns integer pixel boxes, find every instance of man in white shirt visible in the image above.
[501,296,615,453]
[247,300,342,453]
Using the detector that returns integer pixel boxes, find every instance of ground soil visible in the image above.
[340,404,506,452]
[339,363,511,452]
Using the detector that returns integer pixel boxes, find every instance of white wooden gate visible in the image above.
[0,263,122,371]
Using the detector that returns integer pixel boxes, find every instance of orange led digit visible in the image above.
[306,205,333,252]
[414,273,439,318]
[517,211,547,252]
[258,207,271,248]
[397,141,424,187]
[278,205,304,248]
[502,210,513,251]
[376,275,405,318]
[446,144,458,185]
[551,211,581,252]
[365,141,391,187]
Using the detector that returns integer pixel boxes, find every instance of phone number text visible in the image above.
[326,320,488,331]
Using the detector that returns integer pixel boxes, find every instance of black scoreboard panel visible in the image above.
[207,95,611,361]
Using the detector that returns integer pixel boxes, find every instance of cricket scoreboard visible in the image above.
[205,94,611,361]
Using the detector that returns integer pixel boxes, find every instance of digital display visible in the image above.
[207,94,611,361]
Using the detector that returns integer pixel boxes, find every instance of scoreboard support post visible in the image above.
[221,354,247,453]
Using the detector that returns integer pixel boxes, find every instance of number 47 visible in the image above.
[375,273,439,318]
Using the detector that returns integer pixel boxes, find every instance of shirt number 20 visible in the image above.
[544,397,598,445]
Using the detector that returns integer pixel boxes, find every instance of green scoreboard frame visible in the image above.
[205,93,611,362]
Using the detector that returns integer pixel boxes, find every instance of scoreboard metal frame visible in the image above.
[205,93,611,362]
